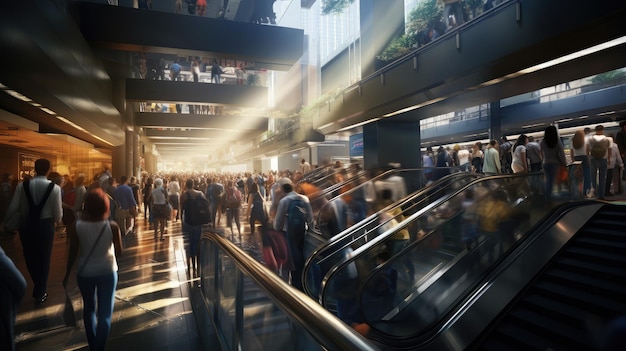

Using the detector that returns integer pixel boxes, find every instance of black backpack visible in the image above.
[184,193,211,226]
[287,197,308,243]
[209,183,224,202]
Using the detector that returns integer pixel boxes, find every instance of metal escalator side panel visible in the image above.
[323,172,567,345]
[419,203,604,351]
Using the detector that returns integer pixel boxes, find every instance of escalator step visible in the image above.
[555,258,626,281]
[506,308,589,348]
[521,294,590,324]
[561,247,626,266]
[533,281,626,314]
[572,237,626,251]
[482,323,556,351]
[543,269,626,296]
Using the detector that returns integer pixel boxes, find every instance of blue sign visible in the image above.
[350,133,363,157]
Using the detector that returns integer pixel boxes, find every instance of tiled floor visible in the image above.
[5,214,208,351]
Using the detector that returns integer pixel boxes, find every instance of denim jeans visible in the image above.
[543,163,559,204]
[182,222,202,258]
[574,155,591,197]
[590,158,608,199]
[77,272,118,351]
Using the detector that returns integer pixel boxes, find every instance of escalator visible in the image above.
[315,172,554,345]
[346,201,625,350]
[303,171,482,298]
[470,204,626,351]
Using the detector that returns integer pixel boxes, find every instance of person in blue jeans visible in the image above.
[64,188,123,351]
[0,246,26,351]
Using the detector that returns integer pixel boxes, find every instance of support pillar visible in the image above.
[363,120,420,170]
[489,101,502,141]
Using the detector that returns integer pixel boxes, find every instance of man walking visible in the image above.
[588,125,613,200]
[5,159,62,304]
[273,181,314,291]
[114,176,137,235]
[180,179,208,276]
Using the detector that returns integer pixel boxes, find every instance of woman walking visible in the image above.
[511,134,529,173]
[245,183,269,239]
[151,178,169,240]
[540,126,567,205]
[64,188,123,351]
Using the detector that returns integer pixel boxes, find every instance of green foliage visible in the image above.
[378,35,416,62]
[378,0,442,62]
[406,0,443,36]
[590,69,626,84]
[321,0,355,15]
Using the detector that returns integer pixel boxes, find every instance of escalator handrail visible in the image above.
[303,172,480,295]
[310,167,390,206]
[198,231,381,351]
[318,172,541,306]
[299,164,334,184]
[311,178,453,263]
[342,199,593,347]
[314,168,466,226]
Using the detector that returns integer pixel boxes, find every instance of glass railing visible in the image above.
[319,172,577,336]
[303,171,481,298]
[313,168,464,232]
[197,231,380,351]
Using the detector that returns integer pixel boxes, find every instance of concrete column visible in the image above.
[252,159,263,173]
[489,101,502,141]
[363,120,420,170]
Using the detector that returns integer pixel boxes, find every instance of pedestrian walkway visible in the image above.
[4,190,625,350]
[5,216,204,351]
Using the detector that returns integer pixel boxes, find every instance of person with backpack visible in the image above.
[224,180,243,240]
[500,136,513,174]
[3,159,62,304]
[587,125,613,200]
[273,180,314,291]
[180,179,209,276]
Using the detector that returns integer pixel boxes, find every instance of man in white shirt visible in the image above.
[587,125,613,200]
[4,159,62,304]
[300,158,311,174]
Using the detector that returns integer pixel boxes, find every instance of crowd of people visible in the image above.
[1,122,625,347]
[423,122,626,201]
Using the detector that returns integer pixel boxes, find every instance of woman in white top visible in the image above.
[64,188,123,351]
[511,134,529,173]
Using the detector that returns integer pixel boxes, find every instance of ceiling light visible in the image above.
[40,107,56,115]
[5,89,32,102]
[518,36,626,75]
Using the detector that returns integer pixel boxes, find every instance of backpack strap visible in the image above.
[23,180,55,216]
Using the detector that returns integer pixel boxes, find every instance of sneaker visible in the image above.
[586,188,596,198]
